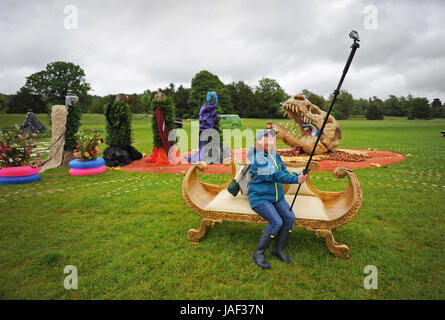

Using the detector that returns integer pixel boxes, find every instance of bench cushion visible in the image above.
[205,189,329,221]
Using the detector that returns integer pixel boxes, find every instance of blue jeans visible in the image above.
[252,198,295,235]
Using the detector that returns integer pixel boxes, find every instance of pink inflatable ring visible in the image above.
[0,166,41,177]
[69,165,106,176]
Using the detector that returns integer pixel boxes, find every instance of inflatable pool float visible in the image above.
[69,157,106,176]
[69,166,106,176]
[0,166,41,184]
[69,157,105,169]
[0,166,40,177]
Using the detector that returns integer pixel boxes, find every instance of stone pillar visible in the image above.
[40,105,74,172]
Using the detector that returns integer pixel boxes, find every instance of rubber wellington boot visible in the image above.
[271,227,292,262]
[252,229,274,269]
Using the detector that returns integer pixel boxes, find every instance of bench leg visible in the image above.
[187,218,221,244]
[315,229,350,259]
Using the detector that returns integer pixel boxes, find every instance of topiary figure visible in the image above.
[64,105,82,152]
[64,95,82,152]
[103,94,142,167]
[146,92,177,165]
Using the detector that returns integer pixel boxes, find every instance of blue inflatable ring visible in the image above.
[69,157,105,169]
[0,173,41,185]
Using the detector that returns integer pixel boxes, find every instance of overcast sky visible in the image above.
[1,0,444,102]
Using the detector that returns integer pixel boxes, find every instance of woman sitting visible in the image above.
[247,128,307,269]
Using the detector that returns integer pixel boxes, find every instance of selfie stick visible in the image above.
[290,30,360,211]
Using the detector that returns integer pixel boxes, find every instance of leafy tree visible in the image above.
[226,81,257,118]
[254,78,288,118]
[368,96,384,116]
[165,83,176,96]
[85,95,102,113]
[88,94,144,114]
[127,94,144,113]
[328,90,354,120]
[141,90,153,113]
[88,95,114,114]
[366,102,384,120]
[0,94,8,113]
[408,97,432,120]
[352,98,369,115]
[173,85,191,118]
[156,83,176,97]
[7,87,47,114]
[431,98,445,118]
[300,89,326,110]
[383,95,405,116]
[78,94,94,113]
[23,61,91,105]
[399,94,413,116]
[188,70,234,117]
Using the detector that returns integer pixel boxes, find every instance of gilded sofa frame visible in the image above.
[182,159,363,259]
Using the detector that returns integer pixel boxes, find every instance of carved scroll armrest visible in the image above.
[327,166,363,228]
[183,160,237,194]
[332,166,362,197]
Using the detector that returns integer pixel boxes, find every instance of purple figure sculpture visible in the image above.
[188,91,219,163]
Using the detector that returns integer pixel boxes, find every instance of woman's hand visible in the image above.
[298,173,308,184]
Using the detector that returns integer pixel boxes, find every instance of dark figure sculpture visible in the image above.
[103,94,142,167]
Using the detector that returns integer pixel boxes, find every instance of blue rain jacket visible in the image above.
[247,146,301,209]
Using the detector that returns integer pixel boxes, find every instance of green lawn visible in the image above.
[0,113,444,299]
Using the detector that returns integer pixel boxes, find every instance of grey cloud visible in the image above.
[0,0,444,102]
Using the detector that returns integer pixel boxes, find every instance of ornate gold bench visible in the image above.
[182,160,363,259]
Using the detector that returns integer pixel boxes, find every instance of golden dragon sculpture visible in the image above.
[273,94,342,155]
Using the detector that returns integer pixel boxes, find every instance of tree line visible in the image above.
[1,61,444,120]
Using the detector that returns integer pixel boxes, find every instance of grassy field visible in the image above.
[0,113,444,299]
